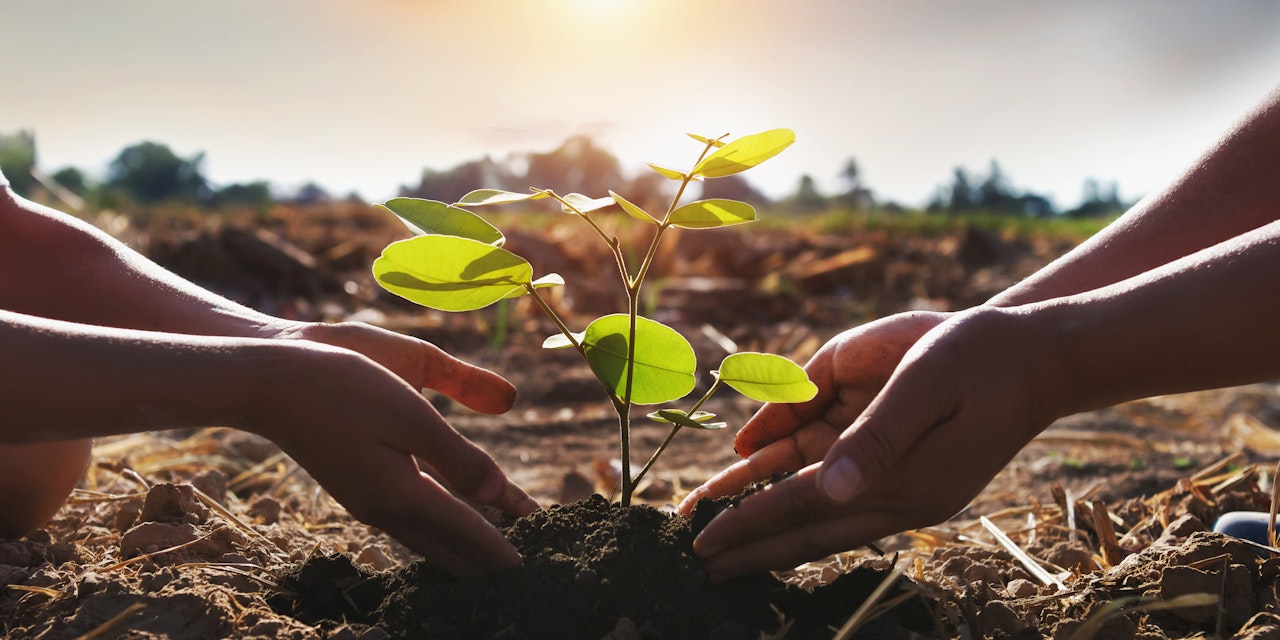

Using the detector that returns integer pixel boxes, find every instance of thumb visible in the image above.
[418,343,517,414]
[815,362,953,504]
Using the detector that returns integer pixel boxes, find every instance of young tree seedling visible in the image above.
[372,129,817,506]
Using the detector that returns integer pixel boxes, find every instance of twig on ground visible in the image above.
[980,516,1065,591]
[831,563,905,640]
[71,602,146,640]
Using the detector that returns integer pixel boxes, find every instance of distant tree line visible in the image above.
[0,129,1129,218]
[0,131,313,212]
[921,160,1127,219]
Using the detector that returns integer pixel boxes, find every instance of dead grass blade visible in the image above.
[65,489,148,505]
[1063,593,1217,640]
[980,516,1065,590]
[830,563,904,640]
[98,525,230,573]
[1270,459,1280,550]
[5,584,64,599]
[759,603,794,640]
[72,601,146,640]
[190,484,285,555]
[1190,451,1247,483]
[227,451,289,493]
[173,562,279,590]
[1088,501,1126,568]
[1032,429,1160,450]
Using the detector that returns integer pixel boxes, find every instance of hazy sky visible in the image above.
[5,0,1279,207]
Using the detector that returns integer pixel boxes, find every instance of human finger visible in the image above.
[418,456,540,517]
[691,464,903,579]
[416,341,517,414]
[700,509,902,581]
[374,395,536,516]
[692,464,830,557]
[814,347,956,505]
[678,421,838,516]
[734,312,946,458]
[315,452,521,577]
[375,482,519,576]
[732,351,837,457]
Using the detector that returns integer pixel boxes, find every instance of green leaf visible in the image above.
[647,409,717,423]
[543,331,584,349]
[647,162,693,181]
[560,193,615,214]
[668,199,757,229]
[373,235,533,312]
[692,129,795,178]
[608,191,659,224]
[715,352,817,403]
[582,314,696,405]
[645,409,727,430]
[686,133,727,148]
[455,189,550,207]
[377,198,505,245]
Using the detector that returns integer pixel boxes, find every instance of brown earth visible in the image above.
[4,205,1280,638]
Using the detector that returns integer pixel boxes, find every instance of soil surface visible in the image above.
[5,208,1280,638]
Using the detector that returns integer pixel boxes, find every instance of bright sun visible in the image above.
[569,0,634,16]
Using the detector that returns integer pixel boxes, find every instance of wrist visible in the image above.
[954,304,1083,428]
[232,339,326,438]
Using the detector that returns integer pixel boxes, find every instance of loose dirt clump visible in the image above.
[272,495,928,639]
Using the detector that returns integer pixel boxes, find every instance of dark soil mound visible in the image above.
[272,495,928,639]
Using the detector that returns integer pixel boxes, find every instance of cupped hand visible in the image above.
[678,311,949,513]
[248,332,534,578]
[684,307,1071,580]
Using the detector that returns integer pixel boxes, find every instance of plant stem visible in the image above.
[543,190,632,287]
[619,290,638,506]
[524,284,626,404]
[631,378,723,489]
[688,378,722,415]
[617,138,722,506]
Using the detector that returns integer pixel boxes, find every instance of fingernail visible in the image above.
[517,496,541,516]
[820,457,863,503]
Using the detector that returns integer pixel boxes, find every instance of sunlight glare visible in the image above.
[568,0,635,19]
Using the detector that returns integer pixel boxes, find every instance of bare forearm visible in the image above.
[1027,218,1280,415]
[990,86,1280,307]
[0,309,285,443]
[0,189,285,337]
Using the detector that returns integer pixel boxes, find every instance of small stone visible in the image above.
[1005,578,1040,599]
[1044,541,1097,574]
[355,546,395,572]
[138,483,209,525]
[248,496,282,524]
[1155,514,1207,545]
[979,600,1026,634]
